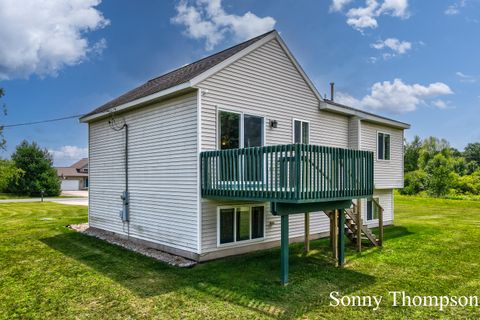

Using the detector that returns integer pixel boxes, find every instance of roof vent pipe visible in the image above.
[330,82,335,101]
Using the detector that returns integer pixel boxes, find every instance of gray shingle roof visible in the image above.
[84,30,276,118]
[56,167,88,177]
[71,158,88,170]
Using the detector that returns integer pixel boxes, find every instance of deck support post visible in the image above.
[304,212,310,253]
[331,210,338,260]
[379,205,384,246]
[337,209,345,267]
[280,214,289,286]
[356,199,362,252]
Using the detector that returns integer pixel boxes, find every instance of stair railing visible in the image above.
[370,197,384,246]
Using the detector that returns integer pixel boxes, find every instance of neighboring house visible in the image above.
[80,30,409,275]
[56,158,89,191]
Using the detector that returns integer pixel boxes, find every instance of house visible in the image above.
[80,30,409,284]
[56,158,89,191]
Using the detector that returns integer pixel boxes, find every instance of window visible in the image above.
[218,111,264,181]
[244,115,263,148]
[218,111,264,149]
[293,119,309,144]
[377,132,390,160]
[366,198,380,221]
[219,111,240,150]
[218,206,265,245]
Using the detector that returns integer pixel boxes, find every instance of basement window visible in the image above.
[377,132,391,160]
[367,198,380,221]
[218,205,265,245]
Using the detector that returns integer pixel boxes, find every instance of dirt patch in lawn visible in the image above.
[68,223,196,268]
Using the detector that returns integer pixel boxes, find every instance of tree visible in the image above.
[418,136,451,170]
[404,135,422,172]
[424,153,455,197]
[464,143,480,166]
[401,170,427,195]
[0,159,24,192]
[7,141,60,196]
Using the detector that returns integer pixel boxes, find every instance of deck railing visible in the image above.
[201,144,374,203]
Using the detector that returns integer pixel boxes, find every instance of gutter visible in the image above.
[80,82,193,123]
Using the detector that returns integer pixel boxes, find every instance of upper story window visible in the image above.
[218,111,264,150]
[293,119,309,144]
[377,132,390,160]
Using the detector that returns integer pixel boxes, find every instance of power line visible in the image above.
[1,114,85,128]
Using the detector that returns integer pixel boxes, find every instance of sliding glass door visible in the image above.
[218,111,264,182]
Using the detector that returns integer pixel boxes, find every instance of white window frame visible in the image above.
[216,108,267,184]
[365,197,380,222]
[376,131,391,161]
[216,107,266,150]
[216,204,266,247]
[292,118,310,144]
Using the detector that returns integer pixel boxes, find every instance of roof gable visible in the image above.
[81,31,276,119]
[71,158,88,170]
[79,30,409,130]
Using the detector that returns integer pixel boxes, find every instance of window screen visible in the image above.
[236,207,250,241]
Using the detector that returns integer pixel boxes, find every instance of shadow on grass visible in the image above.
[42,232,376,319]
[383,225,414,240]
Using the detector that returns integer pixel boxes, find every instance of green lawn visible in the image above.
[0,193,82,199]
[1,196,479,319]
[0,193,30,199]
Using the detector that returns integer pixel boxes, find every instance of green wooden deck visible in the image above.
[201,144,374,203]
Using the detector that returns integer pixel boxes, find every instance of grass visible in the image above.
[1,196,480,319]
[0,193,82,199]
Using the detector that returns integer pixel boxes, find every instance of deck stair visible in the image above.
[344,208,379,246]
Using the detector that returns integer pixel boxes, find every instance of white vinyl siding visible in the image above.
[88,92,199,253]
[198,38,349,254]
[362,189,394,227]
[348,117,361,149]
[361,121,404,189]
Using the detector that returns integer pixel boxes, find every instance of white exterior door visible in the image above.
[61,179,80,191]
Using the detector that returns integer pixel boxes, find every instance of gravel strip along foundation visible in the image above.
[68,223,196,268]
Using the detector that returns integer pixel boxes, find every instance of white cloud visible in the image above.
[456,71,477,83]
[432,100,448,109]
[371,38,412,54]
[330,0,354,12]
[445,6,460,15]
[377,0,409,17]
[445,0,467,15]
[49,145,88,166]
[0,0,109,80]
[332,0,409,32]
[171,0,276,50]
[335,79,453,113]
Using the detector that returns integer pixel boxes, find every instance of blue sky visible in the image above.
[0,0,479,165]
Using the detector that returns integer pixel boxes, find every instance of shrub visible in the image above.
[401,170,428,195]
